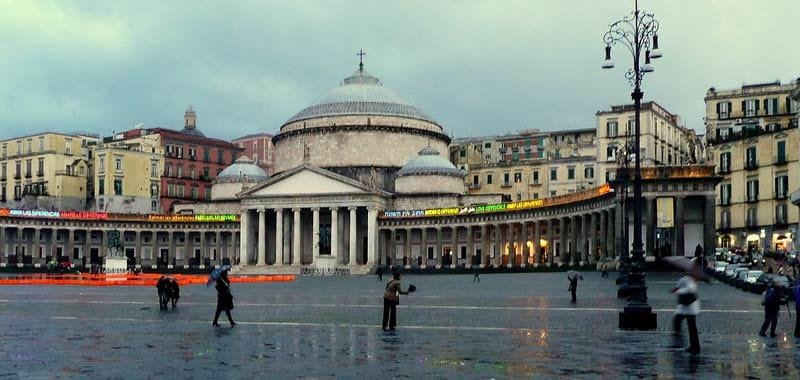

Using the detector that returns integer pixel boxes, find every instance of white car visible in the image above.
[713,261,728,273]
[745,270,764,284]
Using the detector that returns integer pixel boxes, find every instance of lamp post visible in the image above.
[602,0,661,330]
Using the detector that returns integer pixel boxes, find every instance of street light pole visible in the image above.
[602,0,661,330]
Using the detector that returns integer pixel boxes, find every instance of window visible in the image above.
[516,193,522,201]
[113,178,123,195]
[98,156,105,173]
[764,98,779,116]
[532,171,539,184]
[217,149,224,164]
[720,210,730,228]
[606,146,616,161]
[584,167,594,179]
[550,168,557,181]
[38,137,44,151]
[167,184,175,197]
[14,161,20,178]
[25,160,31,177]
[98,177,105,195]
[746,207,757,226]
[114,158,122,172]
[1,144,6,158]
[513,172,522,183]
[746,179,759,202]
[745,147,757,168]
[503,172,510,183]
[191,186,198,199]
[177,166,183,178]
[203,167,210,179]
[567,167,575,180]
[743,99,758,117]
[150,184,159,197]
[486,174,493,185]
[550,190,557,197]
[188,147,196,159]
[606,121,618,137]
[484,142,491,149]
[627,119,635,136]
[777,141,786,163]
[717,101,731,119]
[13,185,20,200]
[775,175,788,199]
[37,158,44,176]
[150,162,158,177]
[26,139,32,153]
[472,175,479,185]
[459,149,466,158]
[719,152,731,173]
[151,200,158,211]
[0,187,5,202]
[190,167,196,179]
[203,149,210,162]
[64,139,71,155]
[1,163,5,179]
[720,183,731,205]
[776,204,788,224]
[205,186,211,201]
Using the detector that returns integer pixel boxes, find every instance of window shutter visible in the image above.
[773,98,779,114]
[741,100,746,114]
[716,102,721,116]
[755,99,760,112]
[727,102,732,114]
[763,99,768,113]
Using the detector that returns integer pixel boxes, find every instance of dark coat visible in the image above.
[216,278,234,311]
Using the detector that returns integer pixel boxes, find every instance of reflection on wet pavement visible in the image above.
[0,272,799,377]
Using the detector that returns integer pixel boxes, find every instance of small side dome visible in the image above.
[216,156,269,183]
[397,146,464,177]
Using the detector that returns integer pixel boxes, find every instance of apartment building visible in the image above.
[705,79,800,252]
[94,133,163,213]
[232,132,276,176]
[0,132,97,210]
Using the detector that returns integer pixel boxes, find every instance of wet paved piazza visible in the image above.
[1,272,799,379]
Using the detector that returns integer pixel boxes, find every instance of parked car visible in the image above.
[742,270,764,291]
[749,274,791,295]
[723,264,740,280]
[732,267,750,288]
[713,261,728,274]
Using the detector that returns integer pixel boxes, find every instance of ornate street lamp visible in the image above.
[602,0,661,330]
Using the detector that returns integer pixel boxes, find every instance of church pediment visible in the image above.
[240,164,385,198]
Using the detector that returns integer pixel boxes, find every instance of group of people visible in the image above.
[155,276,181,310]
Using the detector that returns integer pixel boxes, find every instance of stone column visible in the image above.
[66,229,75,263]
[435,226,443,268]
[239,210,250,266]
[546,219,554,266]
[520,222,528,268]
[646,197,656,259]
[348,207,357,266]
[599,210,608,258]
[83,230,91,267]
[389,229,397,266]
[257,209,266,266]
[533,220,541,267]
[330,207,338,265]
[292,208,302,265]
[579,214,588,265]
[275,208,284,265]
[674,197,685,257]
[215,231,223,266]
[480,224,488,268]
[466,225,474,269]
[505,223,514,268]
[184,231,192,268]
[494,223,502,267]
[572,215,581,266]
[404,228,411,268]
[367,207,378,265]
[168,231,176,267]
[312,208,320,262]
[420,227,428,268]
[607,208,616,258]
[451,226,458,268]
[558,217,567,266]
[151,231,158,268]
[704,195,716,259]
[588,212,597,264]
[134,230,142,267]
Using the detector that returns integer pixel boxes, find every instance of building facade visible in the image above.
[596,102,695,183]
[232,132,276,176]
[0,132,97,210]
[706,80,800,252]
[94,134,163,214]
[117,107,243,213]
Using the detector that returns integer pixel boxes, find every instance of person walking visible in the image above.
[568,277,578,303]
[376,266,383,281]
[382,272,409,331]
[601,263,609,278]
[672,272,701,355]
[156,276,168,310]
[168,278,180,309]
[794,283,800,338]
[759,280,781,338]
[473,267,480,283]
[212,271,236,327]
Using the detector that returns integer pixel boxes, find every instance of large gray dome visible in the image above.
[284,67,438,126]
[397,146,464,177]
[216,156,269,183]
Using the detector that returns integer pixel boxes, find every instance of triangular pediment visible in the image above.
[240,165,383,198]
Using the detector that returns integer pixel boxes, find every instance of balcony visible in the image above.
[717,167,730,175]
[24,173,31,179]
[13,174,20,180]
[500,181,512,188]
[0,176,5,182]
[775,216,788,226]
[467,183,481,190]
[719,199,731,206]
[36,171,44,177]
[776,192,788,200]
[529,180,541,186]
[719,219,731,230]
[746,196,758,203]
[774,156,788,166]
[744,160,758,170]
[746,217,758,228]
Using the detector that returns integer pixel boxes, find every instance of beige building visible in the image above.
[596,102,695,183]
[0,132,97,210]
[94,133,164,213]
[705,80,800,252]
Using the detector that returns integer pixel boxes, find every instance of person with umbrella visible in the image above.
[567,270,583,303]
[212,270,236,327]
[382,272,414,331]
[664,256,708,355]
[759,279,782,338]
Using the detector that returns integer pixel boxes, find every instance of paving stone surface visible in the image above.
[0,271,798,378]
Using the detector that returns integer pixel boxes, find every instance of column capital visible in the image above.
[348,206,358,212]
[258,207,266,214]
[292,208,302,213]
[274,208,284,214]
[311,207,320,212]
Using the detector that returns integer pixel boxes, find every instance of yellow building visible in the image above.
[0,132,97,210]
[705,80,800,252]
[596,102,695,183]
[94,133,164,213]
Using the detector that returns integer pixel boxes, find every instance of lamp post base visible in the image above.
[619,302,657,330]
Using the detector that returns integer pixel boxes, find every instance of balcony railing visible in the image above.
[36,171,44,177]
[467,183,481,190]
[775,156,788,165]
[744,160,758,170]
[24,173,31,179]
[529,180,541,186]
[717,167,730,175]
[776,192,788,200]
[0,176,5,182]
[746,217,758,227]
[13,174,20,180]
[746,195,758,203]
[719,220,731,229]
[775,216,788,226]
[500,181,512,188]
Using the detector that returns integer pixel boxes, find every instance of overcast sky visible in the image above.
[1,0,798,141]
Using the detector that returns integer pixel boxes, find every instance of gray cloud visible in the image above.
[0,0,797,140]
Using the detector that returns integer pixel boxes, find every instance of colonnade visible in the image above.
[0,221,238,269]
[379,208,617,269]
[239,205,378,268]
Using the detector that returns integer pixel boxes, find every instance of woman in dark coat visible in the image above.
[382,272,409,331]
[168,278,180,309]
[212,271,236,327]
